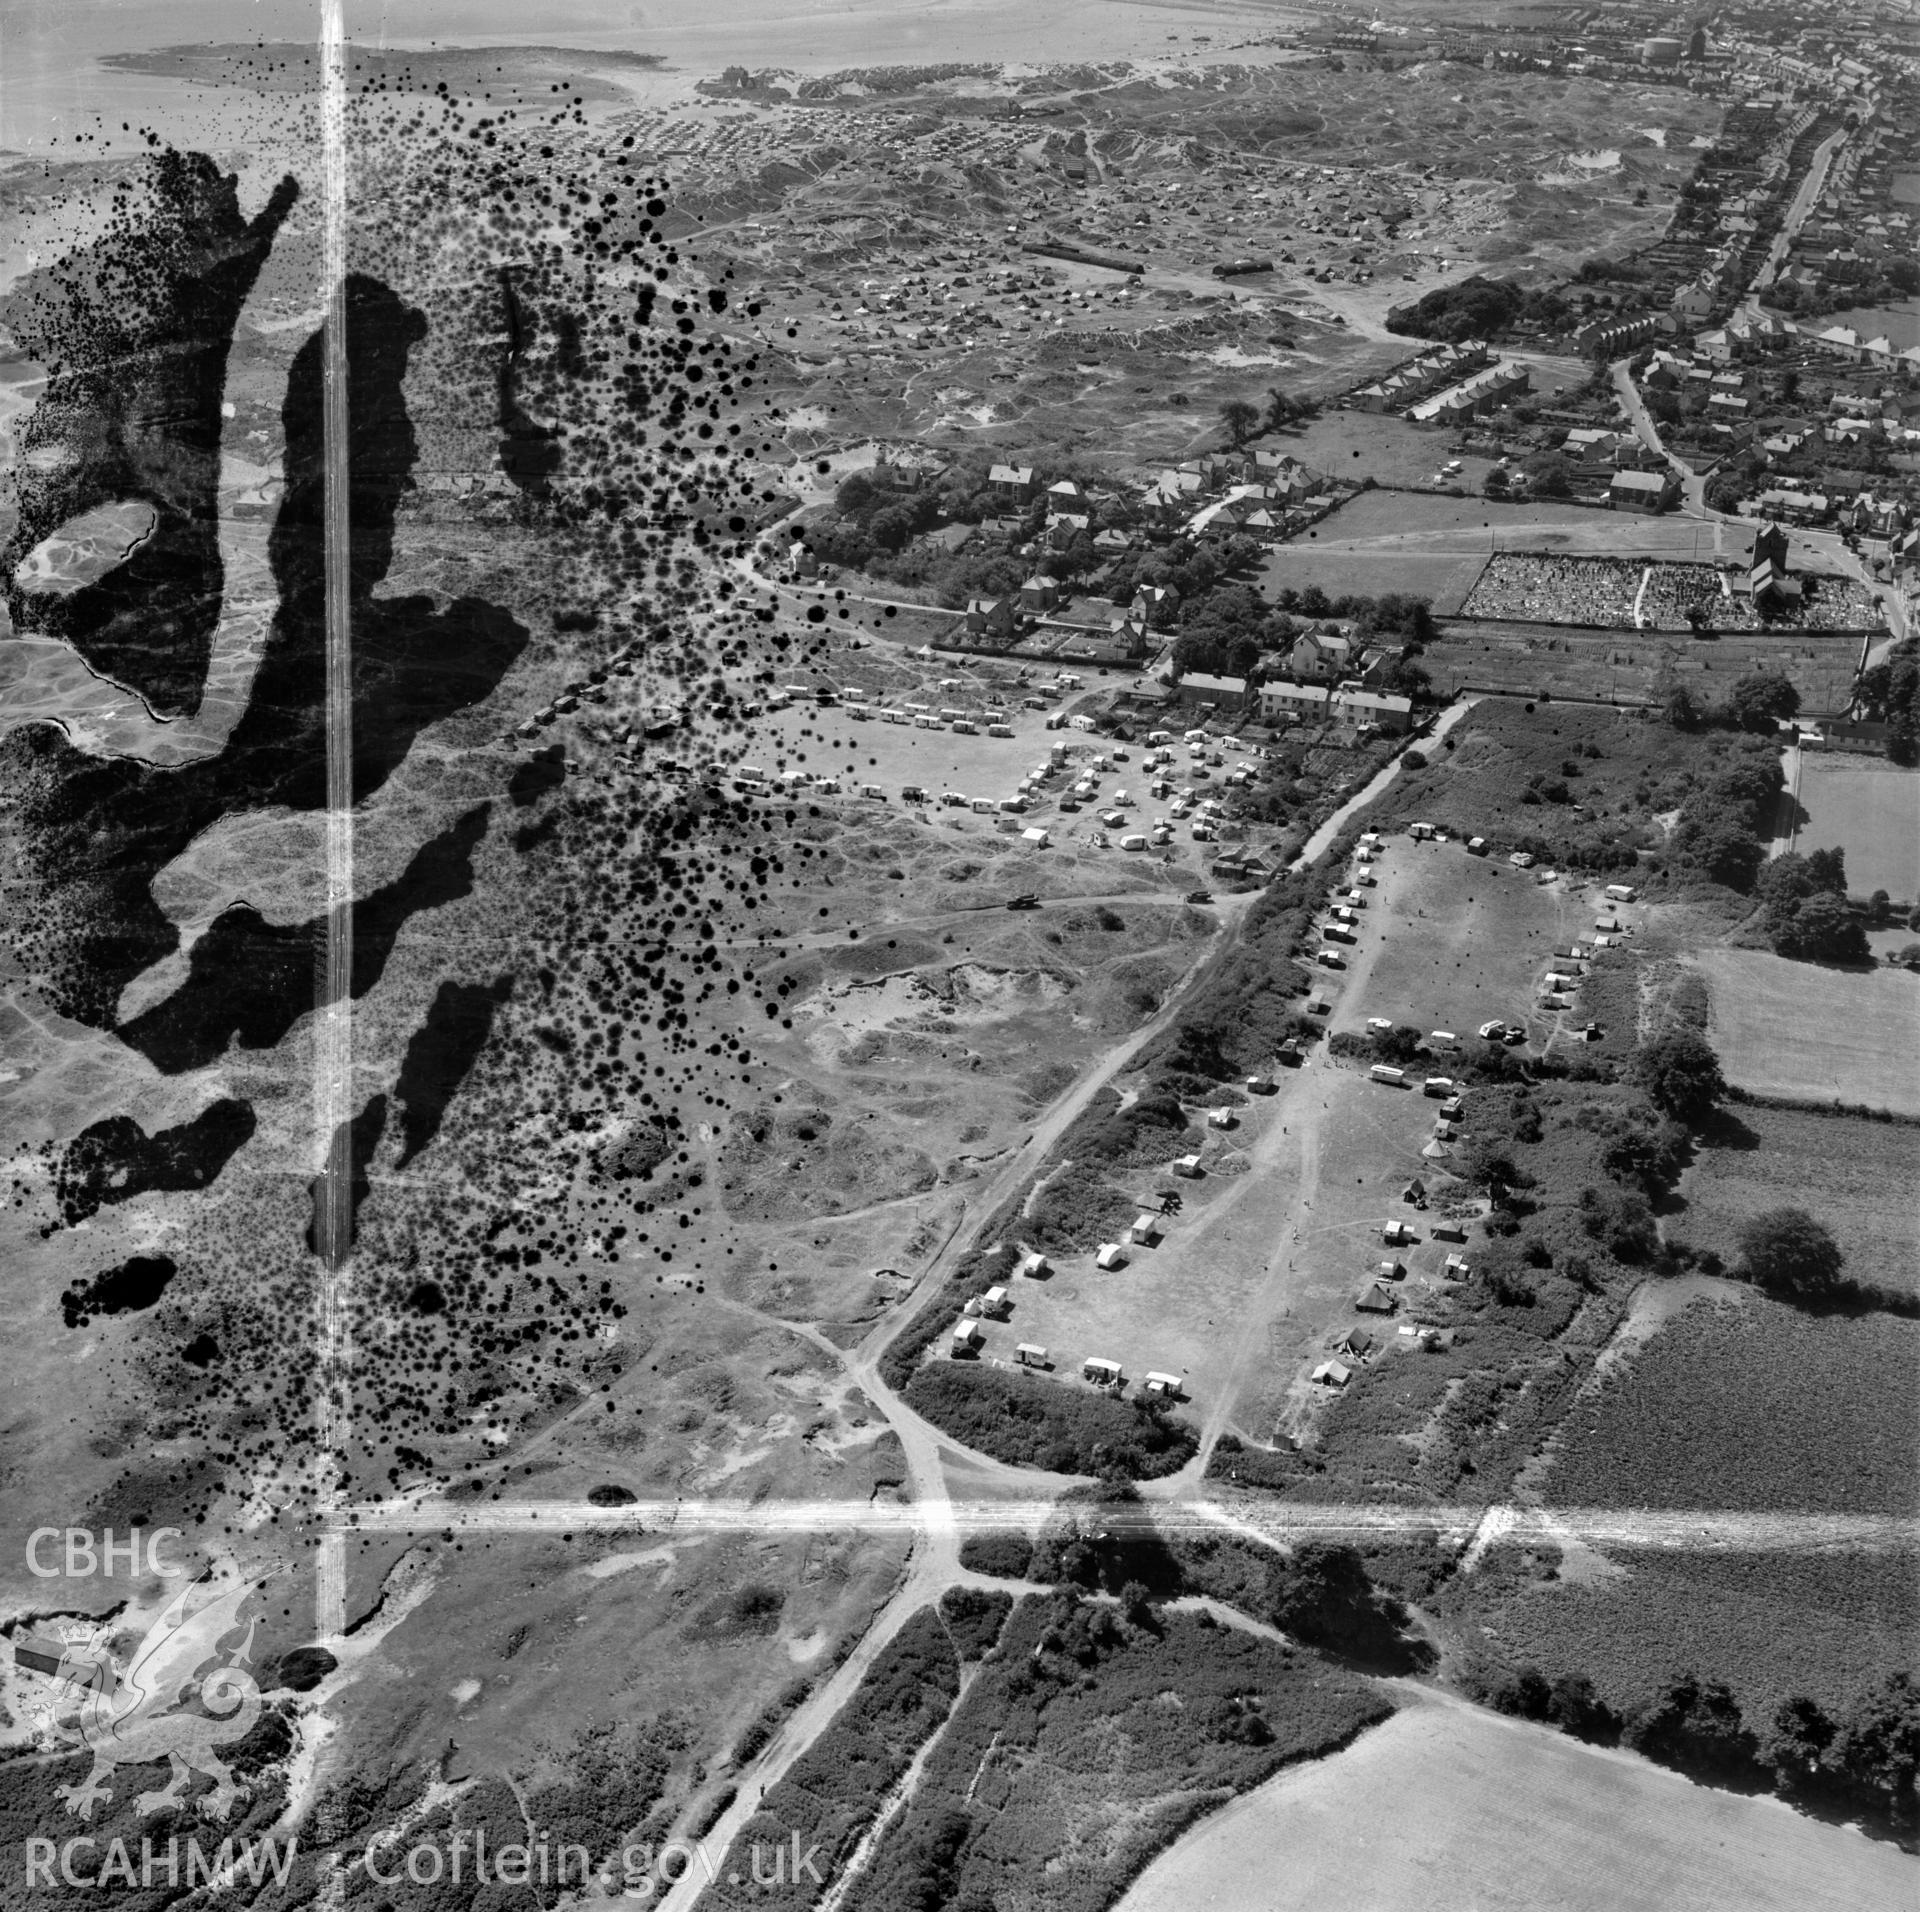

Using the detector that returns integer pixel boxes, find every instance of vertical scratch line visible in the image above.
[315,0,353,1646]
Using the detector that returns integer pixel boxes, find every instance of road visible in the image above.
[645,705,1479,1902]
[1748,125,1849,299]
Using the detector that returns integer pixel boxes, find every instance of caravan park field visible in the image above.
[1692,949,1920,1116]
[1119,1690,1913,1912]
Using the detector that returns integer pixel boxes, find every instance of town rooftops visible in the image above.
[1611,471,1672,494]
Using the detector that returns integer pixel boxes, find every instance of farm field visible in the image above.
[1119,1689,1912,1912]
[1541,1290,1920,1518]
[1789,757,1920,904]
[1692,948,1920,1117]
[1422,622,1862,713]
[1449,1543,1920,1724]
[1686,1104,1920,1300]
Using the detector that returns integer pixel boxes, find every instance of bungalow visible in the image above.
[1609,469,1678,515]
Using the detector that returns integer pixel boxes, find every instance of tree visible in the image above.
[1735,1207,1843,1303]
[1767,1695,1838,1776]
[835,471,878,516]
[1219,398,1260,447]
[1726,668,1800,732]
[1263,386,1298,431]
[1627,1673,1763,1783]
[1629,1028,1725,1122]
[1775,892,1869,964]
[1484,466,1510,498]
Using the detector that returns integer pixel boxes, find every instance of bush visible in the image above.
[957,1531,1035,1581]
[1734,1207,1844,1305]
[902,1363,1199,1479]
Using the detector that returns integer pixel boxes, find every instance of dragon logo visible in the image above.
[41,1568,272,1822]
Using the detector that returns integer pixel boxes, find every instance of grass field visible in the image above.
[1789,758,1920,904]
[1331,834,1615,1056]
[1692,949,1920,1117]
[1542,1289,1920,1517]
[1423,623,1863,714]
[1269,410,1507,491]
[1258,541,1492,613]
[1686,1103,1920,1299]
[1118,1690,1914,1912]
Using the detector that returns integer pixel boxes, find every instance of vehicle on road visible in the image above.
[1005,893,1041,911]
[1186,889,1213,904]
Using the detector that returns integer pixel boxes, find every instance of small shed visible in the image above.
[1432,1221,1467,1243]
[1096,1242,1129,1270]
[1444,1253,1471,1278]
[1129,1213,1163,1246]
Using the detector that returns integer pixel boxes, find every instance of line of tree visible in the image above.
[1471,1661,1919,1840]
[1856,635,1920,766]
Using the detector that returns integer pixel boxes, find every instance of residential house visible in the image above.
[989,463,1037,507]
[1609,469,1678,514]
[1017,574,1060,613]
[1173,672,1251,710]
[964,596,1019,643]
[1258,680,1332,724]
[1331,688,1414,736]
[1289,629,1354,680]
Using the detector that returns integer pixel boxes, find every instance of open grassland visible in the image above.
[1686,1105,1920,1300]
[1446,1545,1919,1723]
[1118,1691,1913,1912]
[1790,759,1920,904]
[1423,624,1863,713]
[1692,949,1920,1117]
[1541,1291,1920,1518]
